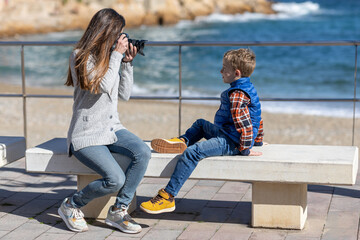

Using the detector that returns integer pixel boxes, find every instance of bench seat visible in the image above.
[0,136,26,167]
[26,138,358,230]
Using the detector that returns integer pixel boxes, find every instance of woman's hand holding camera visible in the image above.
[115,34,129,54]
[122,43,138,63]
[114,33,138,62]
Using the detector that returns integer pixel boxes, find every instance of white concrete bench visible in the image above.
[0,136,26,167]
[25,137,358,230]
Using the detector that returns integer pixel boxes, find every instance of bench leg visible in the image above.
[77,175,137,219]
[1,137,26,167]
[251,182,307,230]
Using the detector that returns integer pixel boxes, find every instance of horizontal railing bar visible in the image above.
[0,41,359,47]
[170,97,360,102]
[1,93,359,102]
[148,41,360,47]
[0,41,75,46]
[0,94,23,98]
[25,94,72,99]
[132,96,360,102]
[244,98,360,102]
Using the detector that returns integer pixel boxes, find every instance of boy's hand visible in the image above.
[254,141,269,147]
[249,149,262,156]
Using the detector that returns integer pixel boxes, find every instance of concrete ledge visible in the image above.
[26,138,358,185]
[0,136,26,167]
[26,138,131,175]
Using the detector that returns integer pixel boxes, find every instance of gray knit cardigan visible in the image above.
[67,50,133,154]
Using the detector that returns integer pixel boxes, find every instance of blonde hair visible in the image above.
[223,48,256,77]
[65,8,125,94]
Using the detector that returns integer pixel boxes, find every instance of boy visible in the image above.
[140,48,264,214]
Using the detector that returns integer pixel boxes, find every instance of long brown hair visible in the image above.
[65,8,125,94]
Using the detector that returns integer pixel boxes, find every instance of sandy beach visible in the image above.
[0,82,358,149]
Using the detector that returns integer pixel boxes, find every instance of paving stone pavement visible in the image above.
[0,158,359,240]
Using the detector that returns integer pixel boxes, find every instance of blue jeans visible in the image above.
[69,129,151,209]
[164,119,240,197]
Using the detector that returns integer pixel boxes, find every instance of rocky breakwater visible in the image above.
[0,0,274,38]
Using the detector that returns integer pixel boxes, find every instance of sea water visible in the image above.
[0,0,359,117]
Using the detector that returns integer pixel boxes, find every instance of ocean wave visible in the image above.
[177,1,320,26]
[272,1,320,16]
[261,101,358,119]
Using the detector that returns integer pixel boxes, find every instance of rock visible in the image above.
[181,0,216,20]
[0,0,275,38]
[216,0,275,14]
[140,0,182,26]
[113,1,146,27]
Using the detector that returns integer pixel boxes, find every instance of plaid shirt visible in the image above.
[230,90,264,154]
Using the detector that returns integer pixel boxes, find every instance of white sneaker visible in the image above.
[58,198,88,232]
[105,205,141,234]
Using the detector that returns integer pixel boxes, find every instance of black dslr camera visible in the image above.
[111,33,147,56]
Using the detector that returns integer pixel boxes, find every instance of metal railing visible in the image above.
[0,41,359,147]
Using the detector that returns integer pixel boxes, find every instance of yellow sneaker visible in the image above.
[151,138,187,153]
[140,189,175,214]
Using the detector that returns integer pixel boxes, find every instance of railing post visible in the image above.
[21,45,27,148]
[178,45,182,136]
[352,44,358,146]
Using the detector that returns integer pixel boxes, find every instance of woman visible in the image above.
[58,8,150,234]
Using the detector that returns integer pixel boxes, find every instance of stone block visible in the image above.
[34,233,74,240]
[0,214,29,231]
[177,222,220,240]
[141,229,183,240]
[0,136,26,167]
[252,182,307,230]
[211,223,252,240]
[0,222,50,240]
[77,175,136,219]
